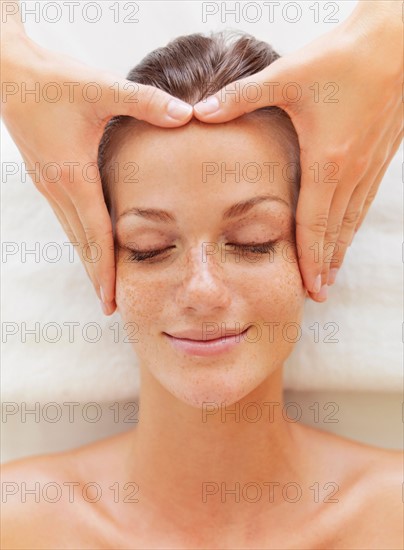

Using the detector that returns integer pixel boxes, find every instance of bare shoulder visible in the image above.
[296,423,403,548]
[338,443,403,549]
[349,445,403,548]
[1,450,77,548]
[0,432,131,549]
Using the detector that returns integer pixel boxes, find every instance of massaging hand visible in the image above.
[1,7,193,315]
[194,1,403,302]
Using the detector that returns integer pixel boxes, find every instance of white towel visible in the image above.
[2,0,401,403]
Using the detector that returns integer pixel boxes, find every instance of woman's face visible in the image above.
[111,116,306,408]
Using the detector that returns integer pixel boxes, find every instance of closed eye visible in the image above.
[125,240,278,263]
[225,241,278,254]
[126,246,176,262]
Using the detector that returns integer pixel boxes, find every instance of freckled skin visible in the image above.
[113,116,306,408]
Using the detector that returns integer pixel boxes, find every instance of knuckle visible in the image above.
[82,227,99,247]
[337,235,350,248]
[324,143,351,164]
[342,209,361,228]
[336,230,352,248]
[363,189,377,206]
[82,226,113,251]
[299,213,329,237]
[325,222,341,243]
[373,150,388,168]
[138,85,159,120]
[352,154,369,176]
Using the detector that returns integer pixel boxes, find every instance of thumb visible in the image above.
[193,56,291,123]
[99,78,193,127]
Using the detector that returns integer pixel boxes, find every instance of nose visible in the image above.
[175,244,231,313]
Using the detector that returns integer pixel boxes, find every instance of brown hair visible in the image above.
[98,30,301,215]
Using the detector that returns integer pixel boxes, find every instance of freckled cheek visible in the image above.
[236,254,305,321]
[115,263,169,326]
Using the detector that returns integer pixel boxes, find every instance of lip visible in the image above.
[163,326,250,357]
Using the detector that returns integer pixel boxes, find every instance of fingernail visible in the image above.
[328,268,339,286]
[100,286,106,303]
[194,96,220,116]
[166,99,193,120]
[312,274,322,294]
[100,286,111,315]
[317,284,328,301]
[100,299,109,315]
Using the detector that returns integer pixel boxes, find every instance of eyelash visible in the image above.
[126,241,278,263]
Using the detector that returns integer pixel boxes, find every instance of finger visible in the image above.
[354,129,403,234]
[318,150,370,287]
[295,148,339,295]
[22,155,101,295]
[306,285,329,303]
[193,58,290,123]
[330,129,403,278]
[319,182,361,288]
[100,79,193,127]
[30,156,115,312]
[35,151,116,313]
[66,173,116,311]
[43,182,103,300]
[324,187,364,286]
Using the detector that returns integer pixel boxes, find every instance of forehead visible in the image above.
[110,115,295,214]
[115,115,290,166]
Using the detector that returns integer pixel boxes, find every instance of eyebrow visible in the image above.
[116,193,290,224]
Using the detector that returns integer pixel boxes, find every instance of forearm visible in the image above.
[0,0,43,86]
[351,0,402,27]
[361,0,402,16]
[1,0,26,39]
[339,0,402,75]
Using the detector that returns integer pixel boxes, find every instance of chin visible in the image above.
[170,387,251,410]
[151,359,275,410]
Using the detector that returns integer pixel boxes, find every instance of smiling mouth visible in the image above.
[164,326,251,342]
[163,325,251,357]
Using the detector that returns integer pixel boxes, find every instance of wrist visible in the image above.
[1,33,45,83]
[339,0,403,82]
